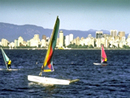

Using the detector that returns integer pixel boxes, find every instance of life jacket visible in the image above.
[8,60,11,65]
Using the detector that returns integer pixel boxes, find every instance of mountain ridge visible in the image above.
[0,22,110,42]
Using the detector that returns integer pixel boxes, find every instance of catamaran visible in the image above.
[28,17,79,85]
[93,45,107,66]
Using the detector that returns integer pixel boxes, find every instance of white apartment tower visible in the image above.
[33,34,40,41]
[69,34,73,43]
[30,34,40,47]
[65,35,70,46]
[1,38,9,46]
[14,39,18,47]
[59,31,63,47]
[65,34,74,46]
[18,36,24,46]
[41,39,46,47]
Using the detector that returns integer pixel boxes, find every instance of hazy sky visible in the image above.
[0,0,130,34]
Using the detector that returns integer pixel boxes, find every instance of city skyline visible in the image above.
[0,30,128,42]
[0,0,130,34]
[0,29,130,49]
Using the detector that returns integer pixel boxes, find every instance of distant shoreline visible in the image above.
[64,48,130,50]
[2,48,130,50]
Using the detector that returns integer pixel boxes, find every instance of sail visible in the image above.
[1,48,10,69]
[41,16,60,72]
[101,45,107,63]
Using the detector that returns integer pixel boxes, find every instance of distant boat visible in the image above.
[1,48,11,69]
[32,48,35,50]
[28,17,79,85]
[93,45,107,66]
[0,48,19,71]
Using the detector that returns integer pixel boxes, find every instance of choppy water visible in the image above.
[0,49,130,98]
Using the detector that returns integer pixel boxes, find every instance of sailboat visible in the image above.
[0,48,19,71]
[1,47,11,69]
[93,44,107,66]
[0,47,17,71]
[28,17,79,85]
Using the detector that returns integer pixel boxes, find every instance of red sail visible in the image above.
[101,45,107,62]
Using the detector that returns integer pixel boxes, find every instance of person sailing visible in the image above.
[39,65,44,76]
[102,58,107,66]
[7,60,11,69]
[103,58,107,64]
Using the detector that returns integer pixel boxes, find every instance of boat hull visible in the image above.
[0,68,19,71]
[93,63,107,66]
[93,63,101,65]
[28,75,70,85]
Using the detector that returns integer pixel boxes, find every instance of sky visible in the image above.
[0,0,130,34]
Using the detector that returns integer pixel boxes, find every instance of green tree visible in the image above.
[123,45,130,49]
[89,45,94,48]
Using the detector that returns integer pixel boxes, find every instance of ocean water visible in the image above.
[0,49,130,98]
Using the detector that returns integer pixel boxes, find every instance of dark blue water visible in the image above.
[0,50,130,98]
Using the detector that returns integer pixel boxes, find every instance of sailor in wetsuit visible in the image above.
[7,60,11,69]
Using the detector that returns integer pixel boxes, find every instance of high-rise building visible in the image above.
[65,34,74,46]
[118,31,125,37]
[41,39,46,47]
[118,31,125,40]
[75,37,80,45]
[96,31,103,38]
[42,35,46,40]
[30,39,39,47]
[18,36,24,46]
[65,35,70,46]
[126,34,130,46]
[96,38,101,47]
[14,39,18,47]
[8,42,15,49]
[59,31,63,47]
[27,40,30,46]
[33,34,40,41]
[1,38,9,46]
[30,34,40,47]
[110,30,117,37]
[69,34,73,42]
